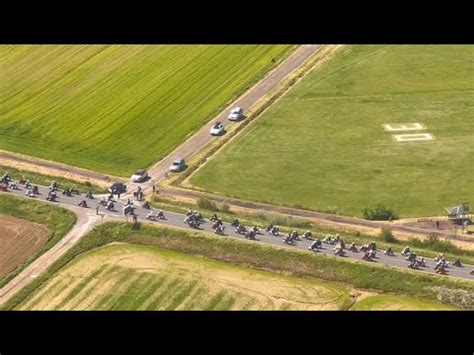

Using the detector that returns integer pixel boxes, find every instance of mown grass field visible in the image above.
[190,45,474,218]
[5,222,471,310]
[0,45,292,176]
[18,243,352,310]
[0,193,76,288]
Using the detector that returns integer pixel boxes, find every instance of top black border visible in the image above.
[2,4,473,44]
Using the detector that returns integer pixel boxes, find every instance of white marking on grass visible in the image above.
[393,133,434,142]
[383,123,425,132]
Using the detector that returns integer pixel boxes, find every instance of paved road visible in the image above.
[2,184,473,283]
[127,45,322,195]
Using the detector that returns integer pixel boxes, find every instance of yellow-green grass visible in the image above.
[190,45,474,218]
[351,294,458,310]
[18,243,352,310]
[0,45,292,176]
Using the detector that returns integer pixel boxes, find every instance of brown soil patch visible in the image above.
[0,214,50,279]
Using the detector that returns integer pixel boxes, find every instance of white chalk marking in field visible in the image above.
[393,133,434,142]
[383,123,425,132]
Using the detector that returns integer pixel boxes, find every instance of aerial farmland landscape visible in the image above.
[0,44,473,313]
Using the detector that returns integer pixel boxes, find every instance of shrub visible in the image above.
[85,181,92,187]
[409,234,460,254]
[220,203,231,214]
[362,204,398,221]
[197,197,219,212]
[379,227,399,243]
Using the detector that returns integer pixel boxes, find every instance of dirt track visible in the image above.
[0,214,50,279]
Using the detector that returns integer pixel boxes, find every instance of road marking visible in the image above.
[383,122,425,132]
[393,133,434,142]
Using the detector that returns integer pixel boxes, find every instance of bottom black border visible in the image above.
[0,311,472,354]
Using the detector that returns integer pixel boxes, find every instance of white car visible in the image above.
[131,169,148,182]
[210,122,225,136]
[227,107,243,121]
[169,159,186,172]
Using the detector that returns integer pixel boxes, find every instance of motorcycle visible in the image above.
[348,244,359,253]
[383,248,394,256]
[146,211,158,221]
[8,182,19,190]
[417,258,426,267]
[212,221,222,230]
[215,225,225,235]
[189,220,200,229]
[308,240,321,252]
[231,219,240,227]
[78,200,88,208]
[334,248,345,257]
[106,202,115,211]
[453,259,462,267]
[245,231,256,240]
[235,226,247,235]
[303,231,313,240]
[362,253,373,262]
[269,227,279,236]
[46,191,57,202]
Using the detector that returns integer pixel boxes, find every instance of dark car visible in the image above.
[108,182,127,194]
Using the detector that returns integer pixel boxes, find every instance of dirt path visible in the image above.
[0,207,102,306]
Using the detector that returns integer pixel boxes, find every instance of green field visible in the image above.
[0,45,292,176]
[17,243,353,310]
[190,45,474,218]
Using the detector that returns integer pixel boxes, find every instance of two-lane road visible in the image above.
[3,183,473,282]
